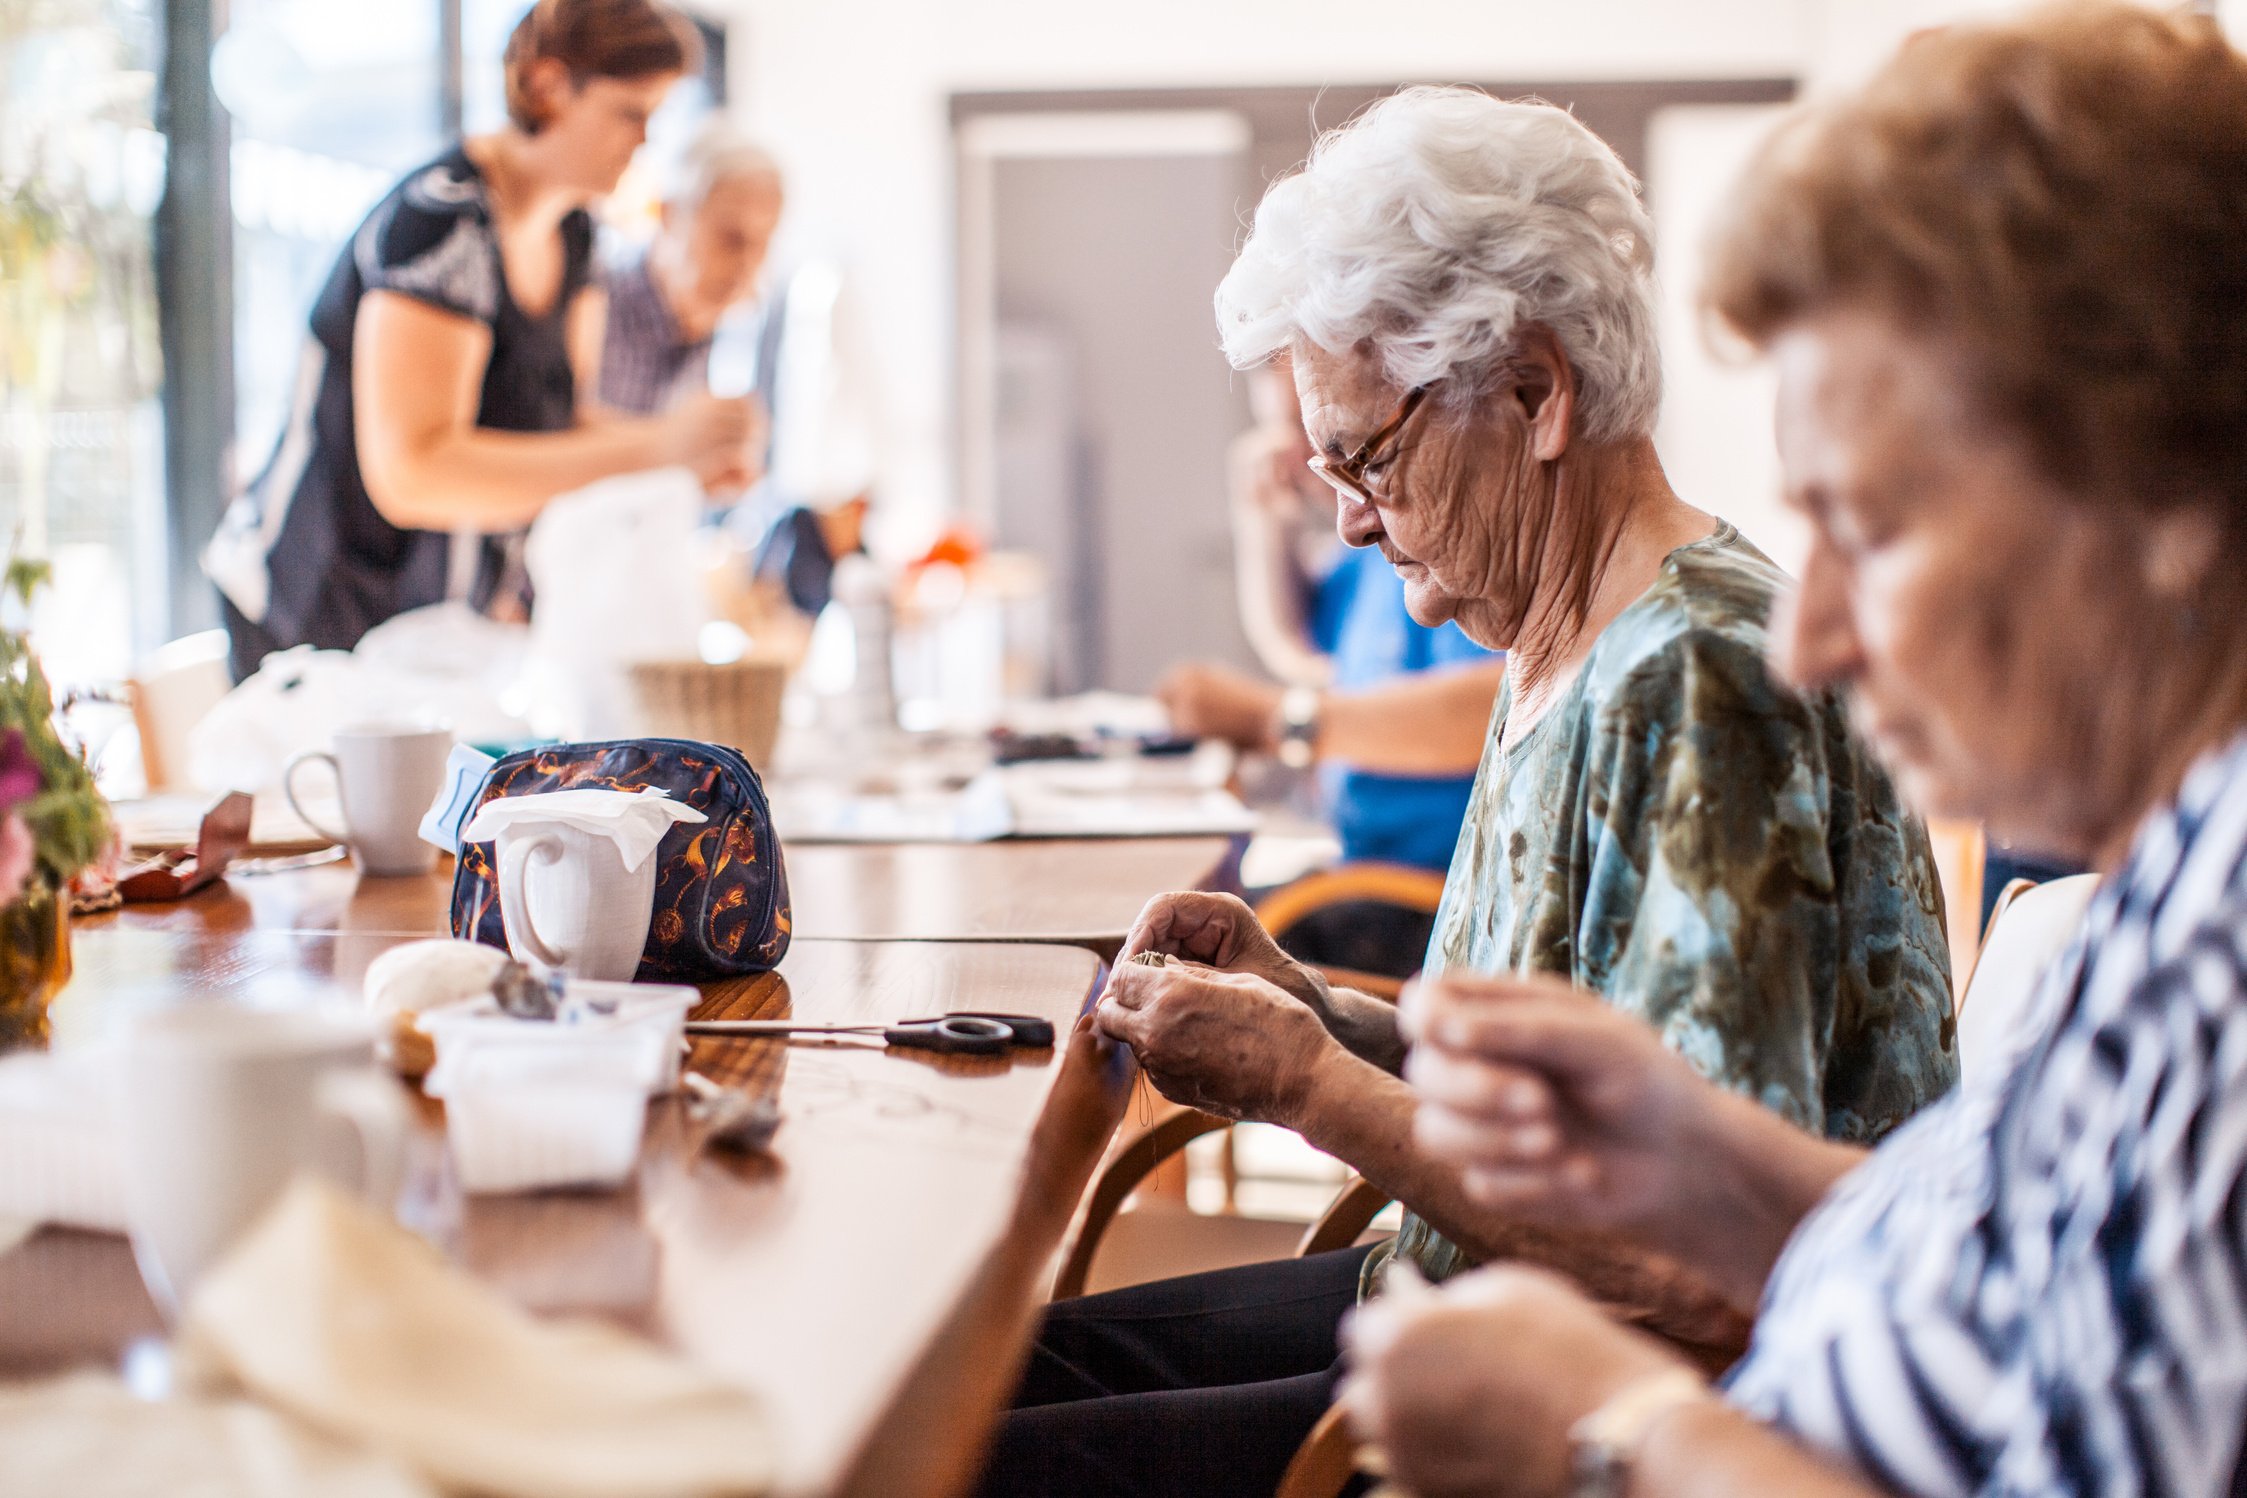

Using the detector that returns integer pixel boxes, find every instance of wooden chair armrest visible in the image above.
[1295,1175,1393,1258]
[1274,1402,1360,1498]
[1051,1098,1232,1300]
[1253,862,1449,937]
[1951,876,2035,1048]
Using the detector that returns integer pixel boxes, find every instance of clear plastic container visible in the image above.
[419,981,698,1195]
[418,981,697,1098]
[436,1046,650,1194]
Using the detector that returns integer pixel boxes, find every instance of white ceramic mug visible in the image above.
[495,824,658,982]
[113,1004,409,1316]
[284,723,454,876]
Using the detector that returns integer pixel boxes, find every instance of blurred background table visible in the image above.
[6,925,1109,1497]
[87,836,1235,957]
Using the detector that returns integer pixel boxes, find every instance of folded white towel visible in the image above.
[0,1051,125,1235]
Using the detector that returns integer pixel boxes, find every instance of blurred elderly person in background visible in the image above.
[204,0,755,680]
[599,121,784,418]
[974,85,1953,1498]
[1345,10,2247,1498]
[1157,360,1504,977]
[603,123,870,615]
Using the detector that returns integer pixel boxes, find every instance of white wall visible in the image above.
[705,0,2208,545]
[710,0,1808,545]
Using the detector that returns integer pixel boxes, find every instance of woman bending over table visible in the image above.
[206,0,759,680]
[1347,8,2247,1496]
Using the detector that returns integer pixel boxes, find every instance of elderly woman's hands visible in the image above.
[1403,971,1715,1235]
[1340,1265,1701,1498]
[1095,959,1342,1125]
[1404,972,1867,1307]
[1119,891,1328,1007]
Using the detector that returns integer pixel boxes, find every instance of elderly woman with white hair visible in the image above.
[599,120,786,416]
[971,87,1955,1498]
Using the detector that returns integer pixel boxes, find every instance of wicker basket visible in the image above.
[622,658,788,770]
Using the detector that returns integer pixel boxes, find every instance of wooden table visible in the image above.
[93,836,1236,955]
[4,927,1115,1497]
[784,838,1234,952]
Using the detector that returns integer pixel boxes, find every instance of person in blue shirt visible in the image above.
[1156,363,1503,973]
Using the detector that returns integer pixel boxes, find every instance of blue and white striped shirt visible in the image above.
[1727,729,2247,1497]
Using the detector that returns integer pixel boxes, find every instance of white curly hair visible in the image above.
[1215,87,1661,446]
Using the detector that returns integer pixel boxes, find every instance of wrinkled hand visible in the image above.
[1154,662,1285,753]
[1119,891,1326,1010]
[1402,971,1722,1243]
[1095,961,1335,1125]
[1340,1265,1696,1498]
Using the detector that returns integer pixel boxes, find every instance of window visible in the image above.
[3,0,731,700]
[214,0,443,477]
[0,0,166,688]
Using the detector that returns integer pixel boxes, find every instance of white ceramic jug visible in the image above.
[495,822,659,982]
[464,788,707,982]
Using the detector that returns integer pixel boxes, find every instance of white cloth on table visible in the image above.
[0,1050,125,1236]
[174,1177,774,1498]
[0,1372,436,1498]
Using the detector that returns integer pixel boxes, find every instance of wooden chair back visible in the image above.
[128,629,230,790]
[1955,872,2099,1081]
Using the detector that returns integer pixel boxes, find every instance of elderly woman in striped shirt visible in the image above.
[1344,8,2247,1498]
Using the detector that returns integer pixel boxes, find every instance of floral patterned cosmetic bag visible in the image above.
[451,739,791,980]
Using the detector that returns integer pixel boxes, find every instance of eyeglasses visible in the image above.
[1305,386,1429,505]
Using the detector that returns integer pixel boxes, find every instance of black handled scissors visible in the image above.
[683,1010,1056,1056]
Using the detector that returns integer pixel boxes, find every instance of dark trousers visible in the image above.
[975,1245,1377,1498]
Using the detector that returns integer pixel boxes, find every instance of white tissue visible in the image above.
[459,788,705,874]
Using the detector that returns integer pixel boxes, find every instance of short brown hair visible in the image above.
[1705,4,2247,526]
[502,0,701,133]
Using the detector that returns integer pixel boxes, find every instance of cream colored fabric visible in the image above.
[0,1371,437,1498]
[177,1178,774,1498]
[0,1049,127,1233]
[1956,873,2101,1081]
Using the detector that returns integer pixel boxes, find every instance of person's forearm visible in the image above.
[1230,497,1331,689]
[1664,1088,1867,1310]
[1300,974,1409,1075]
[1255,959,1406,1073]
[1632,1394,1890,1498]
[1286,1050,1754,1346]
[1317,662,1504,776]
[362,419,679,532]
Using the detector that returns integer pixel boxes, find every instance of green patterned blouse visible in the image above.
[1365,525,1957,1294]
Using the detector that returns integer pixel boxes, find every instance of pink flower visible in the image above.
[0,729,38,810]
[0,811,35,907]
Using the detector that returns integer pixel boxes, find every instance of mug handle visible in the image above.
[311,1068,410,1211]
[281,750,352,847]
[497,832,573,970]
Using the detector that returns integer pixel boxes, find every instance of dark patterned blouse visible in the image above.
[206,146,594,661]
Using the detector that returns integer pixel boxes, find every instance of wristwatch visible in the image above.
[1274,686,1322,769]
[1568,1368,1709,1498]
